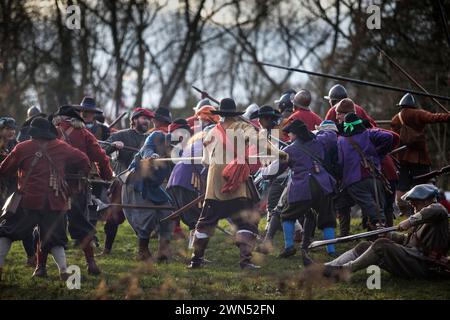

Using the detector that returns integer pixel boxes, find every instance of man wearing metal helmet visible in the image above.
[324,84,376,127]
[286,89,322,131]
[17,106,47,142]
[391,93,450,217]
[324,184,449,279]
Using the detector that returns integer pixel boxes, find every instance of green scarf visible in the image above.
[343,119,363,133]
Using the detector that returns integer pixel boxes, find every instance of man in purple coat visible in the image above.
[338,113,394,230]
[279,120,338,259]
[166,120,206,248]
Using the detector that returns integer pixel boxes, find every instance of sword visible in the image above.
[98,140,140,152]
[389,145,407,155]
[92,197,174,212]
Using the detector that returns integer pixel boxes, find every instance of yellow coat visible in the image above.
[202,120,282,201]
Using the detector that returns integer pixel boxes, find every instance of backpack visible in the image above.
[398,111,425,149]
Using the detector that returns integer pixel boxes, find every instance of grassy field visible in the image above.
[0,218,449,300]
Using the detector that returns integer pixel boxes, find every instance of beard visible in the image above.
[135,122,149,133]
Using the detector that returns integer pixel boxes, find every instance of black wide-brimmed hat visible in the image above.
[283,119,315,142]
[27,117,58,140]
[53,105,85,123]
[77,96,103,114]
[250,105,282,120]
[154,107,172,123]
[211,98,244,117]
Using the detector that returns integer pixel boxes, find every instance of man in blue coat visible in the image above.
[122,129,174,262]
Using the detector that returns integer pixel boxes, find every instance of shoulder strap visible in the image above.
[19,142,47,193]
[398,111,404,126]
[59,126,74,143]
[346,136,373,170]
[295,141,333,174]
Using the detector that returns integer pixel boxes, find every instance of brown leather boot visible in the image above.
[187,237,209,269]
[157,239,170,263]
[26,255,37,268]
[83,245,101,275]
[32,250,48,278]
[236,232,260,270]
[137,238,152,261]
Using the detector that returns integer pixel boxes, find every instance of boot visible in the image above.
[32,250,48,278]
[236,232,260,269]
[157,239,170,263]
[188,237,209,269]
[344,244,381,272]
[98,222,118,256]
[325,248,358,267]
[0,267,2,283]
[255,240,274,255]
[83,245,101,275]
[26,255,37,268]
[338,207,351,237]
[278,246,297,258]
[137,238,152,261]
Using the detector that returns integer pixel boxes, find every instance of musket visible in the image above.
[389,145,407,155]
[108,111,128,129]
[413,165,450,183]
[309,214,450,249]
[192,85,289,148]
[192,85,220,104]
[308,226,398,249]
[98,140,140,153]
[160,193,205,222]
[256,61,450,102]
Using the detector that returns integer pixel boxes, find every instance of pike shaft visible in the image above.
[258,61,450,102]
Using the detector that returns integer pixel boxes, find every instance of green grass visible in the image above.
[0,218,449,300]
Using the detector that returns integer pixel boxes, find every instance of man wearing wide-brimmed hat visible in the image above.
[51,105,113,275]
[0,117,90,282]
[77,96,110,141]
[188,98,286,270]
[149,107,172,134]
[17,106,47,142]
[277,119,338,259]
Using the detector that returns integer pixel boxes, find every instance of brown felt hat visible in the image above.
[335,98,355,114]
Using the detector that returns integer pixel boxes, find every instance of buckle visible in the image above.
[35,151,43,158]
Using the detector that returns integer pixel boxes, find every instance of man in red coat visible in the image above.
[0,118,90,282]
[286,89,323,131]
[391,93,450,216]
[324,84,377,127]
[52,105,113,275]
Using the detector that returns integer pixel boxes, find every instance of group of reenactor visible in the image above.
[0,83,449,283]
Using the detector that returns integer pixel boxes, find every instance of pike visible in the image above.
[192,85,289,148]
[256,61,450,102]
[309,214,450,249]
[108,111,128,129]
[375,45,449,113]
[92,197,174,212]
[150,155,278,163]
